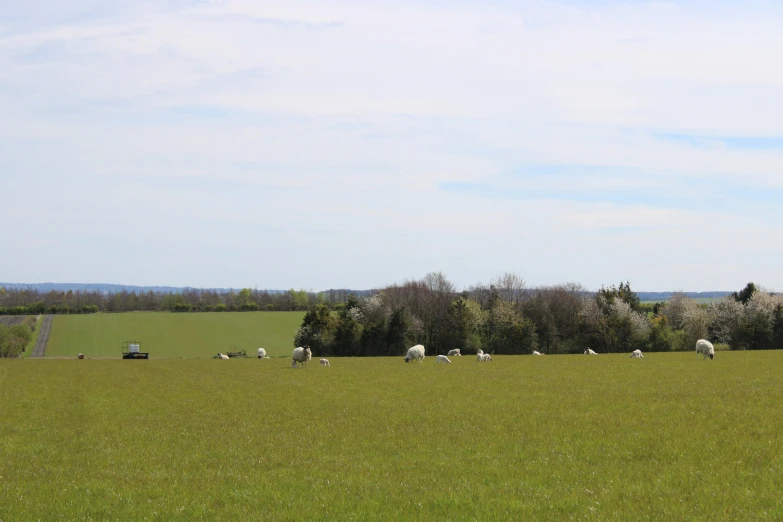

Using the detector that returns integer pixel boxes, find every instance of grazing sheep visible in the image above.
[404,344,426,363]
[695,339,715,360]
[447,349,461,357]
[630,349,644,358]
[584,348,598,355]
[477,352,492,362]
[319,358,331,367]
[257,348,266,359]
[218,353,229,360]
[436,355,451,364]
[291,346,312,368]
[532,351,542,355]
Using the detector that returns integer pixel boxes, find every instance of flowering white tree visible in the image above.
[744,290,782,324]
[610,298,651,342]
[661,292,699,330]
[360,293,389,324]
[707,297,744,345]
[682,305,709,347]
[578,297,605,331]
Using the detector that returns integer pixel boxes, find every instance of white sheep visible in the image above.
[447,349,461,356]
[630,349,644,358]
[584,348,598,355]
[477,352,492,362]
[695,339,715,360]
[218,353,229,360]
[257,348,266,359]
[319,358,331,367]
[436,355,451,364]
[404,344,426,363]
[476,349,484,362]
[532,351,542,355]
[291,346,312,368]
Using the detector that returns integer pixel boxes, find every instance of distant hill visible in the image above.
[637,291,732,302]
[0,283,286,294]
[0,282,375,296]
[2,283,730,301]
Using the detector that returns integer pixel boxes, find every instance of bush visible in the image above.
[0,324,32,358]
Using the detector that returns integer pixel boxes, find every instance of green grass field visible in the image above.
[46,312,305,358]
[1,352,781,520]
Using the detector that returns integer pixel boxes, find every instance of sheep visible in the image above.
[532,351,542,355]
[477,352,492,362]
[257,348,266,359]
[319,358,331,367]
[291,346,312,368]
[630,349,644,358]
[476,349,484,362]
[218,353,229,360]
[404,344,426,363]
[584,348,598,355]
[436,355,451,364]
[447,349,461,356]
[695,339,715,360]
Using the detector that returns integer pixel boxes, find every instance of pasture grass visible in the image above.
[46,312,305,358]
[1,352,781,521]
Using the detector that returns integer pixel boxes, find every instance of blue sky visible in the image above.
[2,0,783,292]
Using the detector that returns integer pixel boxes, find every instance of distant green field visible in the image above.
[46,312,305,358]
[641,297,719,305]
[1,352,781,520]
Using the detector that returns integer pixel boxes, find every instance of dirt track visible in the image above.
[31,315,52,357]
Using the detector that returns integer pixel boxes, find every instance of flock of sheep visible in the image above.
[221,339,717,367]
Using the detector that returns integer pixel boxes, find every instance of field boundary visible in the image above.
[31,315,53,357]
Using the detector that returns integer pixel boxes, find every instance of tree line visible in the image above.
[294,274,783,357]
[0,287,365,315]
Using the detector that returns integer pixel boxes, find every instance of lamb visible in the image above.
[476,349,484,362]
[477,352,492,362]
[218,353,229,360]
[695,339,715,360]
[291,346,312,368]
[447,349,461,356]
[630,349,644,358]
[404,344,426,363]
[257,348,266,359]
[584,348,597,355]
[436,355,451,364]
[532,351,542,355]
[319,358,331,367]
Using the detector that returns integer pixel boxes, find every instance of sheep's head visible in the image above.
[709,353,714,359]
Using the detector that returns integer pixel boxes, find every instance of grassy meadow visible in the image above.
[1,351,781,520]
[46,312,305,358]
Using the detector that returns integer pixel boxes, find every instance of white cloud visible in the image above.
[2,0,783,290]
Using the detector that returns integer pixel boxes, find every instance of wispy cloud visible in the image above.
[2,0,783,291]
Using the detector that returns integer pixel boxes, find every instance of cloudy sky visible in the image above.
[2,0,782,291]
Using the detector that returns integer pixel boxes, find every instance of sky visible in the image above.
[2,0,782,292]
